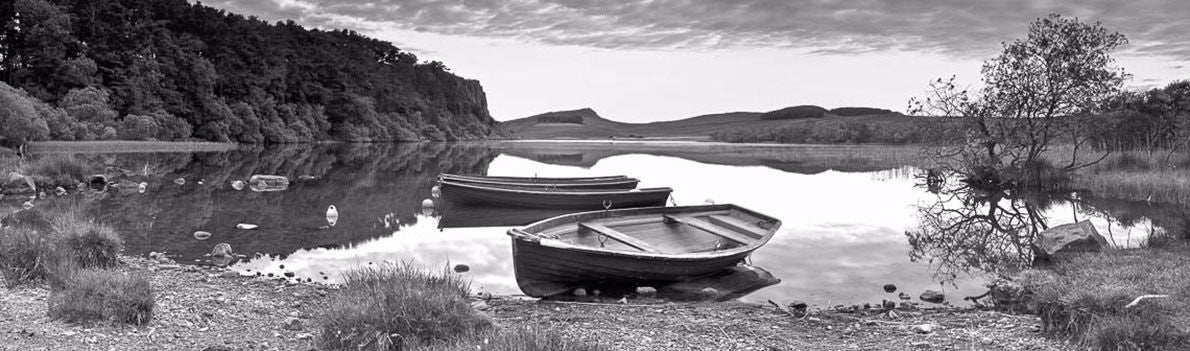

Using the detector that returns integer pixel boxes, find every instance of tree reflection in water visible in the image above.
[905,176,1064,284]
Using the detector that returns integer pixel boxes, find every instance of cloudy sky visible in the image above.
[200,0,1190,122]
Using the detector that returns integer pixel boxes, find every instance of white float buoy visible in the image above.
[431,185,441,198]
[231,180,245,190]
[193,231,212,240]
[138,182,147,193]
[174,178,186,185]
[421,199,434,208]
[326,205,339,227]
[235,223,258,230]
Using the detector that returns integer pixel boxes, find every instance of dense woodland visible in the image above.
[0,0,499,145]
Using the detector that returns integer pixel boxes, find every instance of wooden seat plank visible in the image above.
[707,215,766,239]
[578,222,661,253]
[663,214,753,244]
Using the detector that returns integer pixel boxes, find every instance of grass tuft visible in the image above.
[0,226,57,286]
[1021,248,1190,350]
[318,262,492,350]
[49,206,123,268]
[419,328,605,351]
[48,268,154,325]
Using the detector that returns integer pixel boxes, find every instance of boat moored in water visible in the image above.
[438,180,670,209]
[439,173,639,190]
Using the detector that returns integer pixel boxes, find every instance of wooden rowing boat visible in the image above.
[438,180,670,209]
[437,205,576,229]
[506,204,781,297]
[439,173,639,190]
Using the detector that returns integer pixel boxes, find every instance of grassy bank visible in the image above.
[1021,248,1189,350]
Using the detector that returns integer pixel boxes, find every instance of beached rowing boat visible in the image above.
[507,204,781,297]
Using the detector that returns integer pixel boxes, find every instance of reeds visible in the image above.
[1062,149,1190,205]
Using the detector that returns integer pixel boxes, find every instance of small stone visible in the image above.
[635,286,657,295]
[470,300,489,310]
[283,272,295,278]
[296,333,313,340]
[788,300,808,317]
[898,292,911,300]
[573,288,587,297]
[476,291,493,300]
[910,324,935,334]
[453,264,469,273]
[883,284,897,293]
[980,337,994,345]
[158,264,182,270]
[282,317,303,331]
[219,271,240,278]
[882,300,896,309]
[699,287,719,297]
[920,290,944,304]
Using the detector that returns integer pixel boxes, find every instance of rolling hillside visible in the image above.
[499,106,904,140]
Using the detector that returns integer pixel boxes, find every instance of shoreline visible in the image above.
[0,256,1068,350]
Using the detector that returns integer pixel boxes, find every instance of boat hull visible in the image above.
[506,204,781,297]
[439,181,670,209]
[512,238,753,297]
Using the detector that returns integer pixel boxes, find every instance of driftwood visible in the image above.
[1125,295,1169,308]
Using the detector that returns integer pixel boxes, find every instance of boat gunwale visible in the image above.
[507,204,781,260]
[441,173,630,183]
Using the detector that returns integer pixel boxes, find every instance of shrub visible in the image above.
[0,226,57,286]
[421,328,605,351]
[48,268,154,325]
[318,263,491,350]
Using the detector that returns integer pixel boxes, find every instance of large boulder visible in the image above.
[1033,220,1108,262]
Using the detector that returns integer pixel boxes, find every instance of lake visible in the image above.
[21,141,1182,307]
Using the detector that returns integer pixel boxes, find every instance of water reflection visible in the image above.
[907,175,1189,284]
[20,141,1187,306]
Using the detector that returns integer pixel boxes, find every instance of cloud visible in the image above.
[198,0,1190,60]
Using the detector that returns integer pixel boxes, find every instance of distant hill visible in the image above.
[759,105,828,120]
[499,105,904,140]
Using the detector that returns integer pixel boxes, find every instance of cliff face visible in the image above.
[0,0,497,143]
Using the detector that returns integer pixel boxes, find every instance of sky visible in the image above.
[198,0,1190,122]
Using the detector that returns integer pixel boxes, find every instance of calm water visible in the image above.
[21,141,1182,307]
